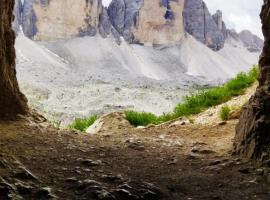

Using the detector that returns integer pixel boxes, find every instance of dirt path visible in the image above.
[0,113,269,199]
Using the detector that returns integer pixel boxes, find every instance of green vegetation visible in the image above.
[219,105,231,121]
[69,115,97,132]
[125,66,258,127]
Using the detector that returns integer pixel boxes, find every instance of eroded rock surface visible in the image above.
[183,0,226,51]
[234,0,270,161]
[12,0,22,34]
[238,30,264,53]
[0,0,28,119]
[108,0,185,46]
[21,0,118,41]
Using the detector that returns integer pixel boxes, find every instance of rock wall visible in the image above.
[108,0,185,46]
[0,0,28,119]
[132,0,185,45]
[234,0,270,161]
[12,0,22,33]
[212,10,227,38]
[21,0,118,41]
[239,30,264,52]
[183,0,226,51]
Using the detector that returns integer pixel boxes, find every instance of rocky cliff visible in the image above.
[0,0,28,119]
[234,0,270,161]
[12,0,22,33]
[108,0,185,46]
[183,0,226,51]
[16,0,263,50]
[238,30,264,52]
[21,0,119,41]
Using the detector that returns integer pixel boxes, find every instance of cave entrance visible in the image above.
[2,0,269,161]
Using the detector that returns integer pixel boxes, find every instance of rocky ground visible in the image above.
[1,109,270,199]
[15,33,259,126]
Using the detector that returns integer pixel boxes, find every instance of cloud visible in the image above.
[102,0,111,6]
[102,0,263,38]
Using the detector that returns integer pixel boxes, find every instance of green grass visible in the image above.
[69,115,97,132]
[219,105,231,121]
[125,66,258,127]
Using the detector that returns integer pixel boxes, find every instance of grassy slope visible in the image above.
[69,66,258,130]
[125,66,258,127]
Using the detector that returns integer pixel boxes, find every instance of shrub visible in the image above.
[69,115,97,132]
[219,106,231,121]
[124,111,159,127]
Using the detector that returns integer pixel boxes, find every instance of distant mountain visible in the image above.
[13,0,261,121]
[14,0,263,53]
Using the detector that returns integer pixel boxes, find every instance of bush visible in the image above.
[174,66,258,117]
[69,115,97,132]
[219,105,231,121]
[125,66,258,127]
[124,111,159,127]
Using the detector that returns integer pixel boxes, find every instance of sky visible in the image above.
[102,0,263,38]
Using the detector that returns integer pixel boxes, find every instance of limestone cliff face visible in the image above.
[108,0,185,46]
[212,10,227,38]
[132,0,185,45]
[234,0,270,161]
[12,0,22,34]
[0,0,28,119]
[22,0,118,41]
[183,0,226,51]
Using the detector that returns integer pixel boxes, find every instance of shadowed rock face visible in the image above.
[22,0,103,40]
[234,0,270,161]
[0,0,28,119]
[183,0,226,51]
[12,0,22,33]
[21,0,119,41]
[108,0,185,46]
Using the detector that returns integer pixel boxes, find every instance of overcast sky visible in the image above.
[102,0,263,38]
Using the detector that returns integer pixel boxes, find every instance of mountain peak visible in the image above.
[15,0,263,52]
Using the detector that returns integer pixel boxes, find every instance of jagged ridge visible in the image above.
[14,0,263,52]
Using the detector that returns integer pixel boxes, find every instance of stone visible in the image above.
[101,174,124,182]
[15,182,34,195]
[256,168,265,176]
[80,159,103,166]
[36,187,54,198]
[169,118,190,127]
[15,166,38,181]
[191,147,216,155]
[209,160,222,166]
[66,177,78,183]
[218,121,227,126]
[111,188,136,199]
